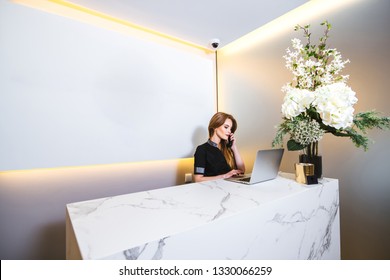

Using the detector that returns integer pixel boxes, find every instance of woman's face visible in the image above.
[214,118,233,141]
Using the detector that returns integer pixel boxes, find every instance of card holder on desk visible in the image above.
[306,175,318,185]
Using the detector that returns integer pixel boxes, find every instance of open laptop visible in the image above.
[226,148,284,185]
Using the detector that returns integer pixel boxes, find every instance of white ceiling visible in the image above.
[67,0,309,48]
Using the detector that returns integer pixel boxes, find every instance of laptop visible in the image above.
[226,148,284,185]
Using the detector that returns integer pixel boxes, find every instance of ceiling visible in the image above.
[66,0,309,48]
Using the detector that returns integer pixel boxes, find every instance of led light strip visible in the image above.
[0,157,194,174]
[220,0,362,55]
[13,0,212,52]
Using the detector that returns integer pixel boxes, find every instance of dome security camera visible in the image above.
[209,38,220,49]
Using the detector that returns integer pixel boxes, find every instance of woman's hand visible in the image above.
[193,169,243,183]
[223,169,244,179]
[228,133,237,149]
[228,133,246,174]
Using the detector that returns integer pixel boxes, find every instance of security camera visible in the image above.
[209,38,220,49]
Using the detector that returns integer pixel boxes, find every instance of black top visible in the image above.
[194,140,232,177]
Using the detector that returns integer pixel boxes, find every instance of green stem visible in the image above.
[305,141,319,158]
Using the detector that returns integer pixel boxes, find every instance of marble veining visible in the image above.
[267,189,339,260]
[123,244,147,260]
[67,173,340,260]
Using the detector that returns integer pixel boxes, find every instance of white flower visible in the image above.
[319,72,333,85]
[292,119,325,146]
[283,38,350,90]
[281,87,315,119]
[273,22,387,154]
[305,59,321,68]
[313,82,358,129]
[291,38,303,51]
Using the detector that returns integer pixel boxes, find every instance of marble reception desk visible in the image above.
[66,173,340,260]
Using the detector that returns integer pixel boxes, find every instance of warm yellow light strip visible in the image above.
[220,0,363,55]
[12,0,212,53]
[0,157,194,174]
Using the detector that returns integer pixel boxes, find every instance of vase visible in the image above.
[299,142,323,179]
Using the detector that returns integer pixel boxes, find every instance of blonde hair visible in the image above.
[208,112,237,169]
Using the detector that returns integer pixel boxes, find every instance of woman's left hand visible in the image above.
[229,133,245,173]
[229,133,237,149]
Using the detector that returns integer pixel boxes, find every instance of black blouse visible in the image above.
[194,140,232,177]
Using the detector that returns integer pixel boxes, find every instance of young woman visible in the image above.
[194,112,245,182]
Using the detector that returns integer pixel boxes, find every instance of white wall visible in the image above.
[0,0,207,259]
[218,0,390,259]
[0,0,214,171]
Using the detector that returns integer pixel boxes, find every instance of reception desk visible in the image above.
[66,173,340,260]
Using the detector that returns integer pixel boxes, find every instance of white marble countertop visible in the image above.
[67,172,336,259]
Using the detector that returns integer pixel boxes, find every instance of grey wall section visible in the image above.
[0,158,194,259]
[218,0,390,259]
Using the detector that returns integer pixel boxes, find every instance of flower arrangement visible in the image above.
[272,21,390,158]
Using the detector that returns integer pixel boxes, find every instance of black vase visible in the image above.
[299,154,322,179]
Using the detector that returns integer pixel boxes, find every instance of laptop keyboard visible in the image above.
[239,177,251,182]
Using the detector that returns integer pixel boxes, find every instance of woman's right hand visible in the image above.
[223,169,243,179]
[193,169,244,182]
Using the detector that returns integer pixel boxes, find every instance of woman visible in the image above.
[194,112,245,182]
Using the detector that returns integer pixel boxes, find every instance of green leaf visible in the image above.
[306,107,321,120]
[353,111,390,133]
[287,140,305,151]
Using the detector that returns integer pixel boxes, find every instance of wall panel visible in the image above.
[0,1,214,171]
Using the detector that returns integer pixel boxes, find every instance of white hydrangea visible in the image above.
[313,82,358,129]
[281,86,315,119]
